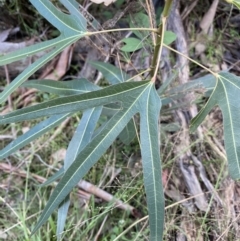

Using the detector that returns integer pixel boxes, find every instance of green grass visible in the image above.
[0,108,230,240]
[0,111,149,240]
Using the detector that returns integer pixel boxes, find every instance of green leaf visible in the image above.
[32,104,139,234]
[0,1,167,239]
[89,61,130,84]
[57,196,70,240]
[118,119,136,145]
[161,123,180,132]
[101,103,121,117]
[190,72,240,180]
[56,107,102,239]
[0,38,82,104]
[140,85,164,240]
[132,12,150,28]
[0,114,71,160]
[129,12,150,40]
[0,81,148,124]
[167,73,216,97]
[65,108,102,169]
[22,78,100,96]
[161,72,217,106]
[40,168,64,187]
[31,81,165,240]
[60,0,87,31]
[30,0,83,33]
[121,38,144,52]
[0,36,70,65]
[163,31,176,45]
[78,3,102,31]
[0,0,87,104]
[158,70,178,95]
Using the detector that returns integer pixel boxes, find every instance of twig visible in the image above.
[0,163,136,213]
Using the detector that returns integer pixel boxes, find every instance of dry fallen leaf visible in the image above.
[40,45,73,80]
[89,0,116,6]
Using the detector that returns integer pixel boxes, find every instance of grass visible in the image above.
[0,110,149,240]
[0,104,231,240]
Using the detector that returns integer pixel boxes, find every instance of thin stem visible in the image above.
[162,0,173,17]
[150,0,173,82]
[150,25,162,79]
[145,0,157,45]
[151,17,166,82]
[86,27,158,37]
[163,43,218,77]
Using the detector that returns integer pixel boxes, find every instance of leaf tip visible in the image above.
[189,118,199,133]
[189,124,196,133]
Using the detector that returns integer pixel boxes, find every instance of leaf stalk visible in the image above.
[150,0,173,82]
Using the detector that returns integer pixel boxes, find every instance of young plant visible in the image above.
[1,0,240,240]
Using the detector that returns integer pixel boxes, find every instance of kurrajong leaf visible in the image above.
[0,114,71,161]
[0,78,164,239]
[22,81,165,240]
[22,78,100,96]
[190,72,240,180]
[57,107,102,239]
[89,61,130,84]
[0,82,148,124]
[0,0,166,240]
[0,0,87,104]
[118,119,136,145]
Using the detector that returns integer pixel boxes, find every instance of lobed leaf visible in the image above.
[30,0,83,33]
[140,84,164,240]
[56,107,102,239]
[0,0,88,104]
[89,61,130,84]
[22,78,100,96]
[0,36,83,104]
[60,0,87,32]
[190,72,240,180]
[40,168,64,187]
[0,114,71,160]
[32,104,140,234]
[0,81,148,124]
[118,119,136,145]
